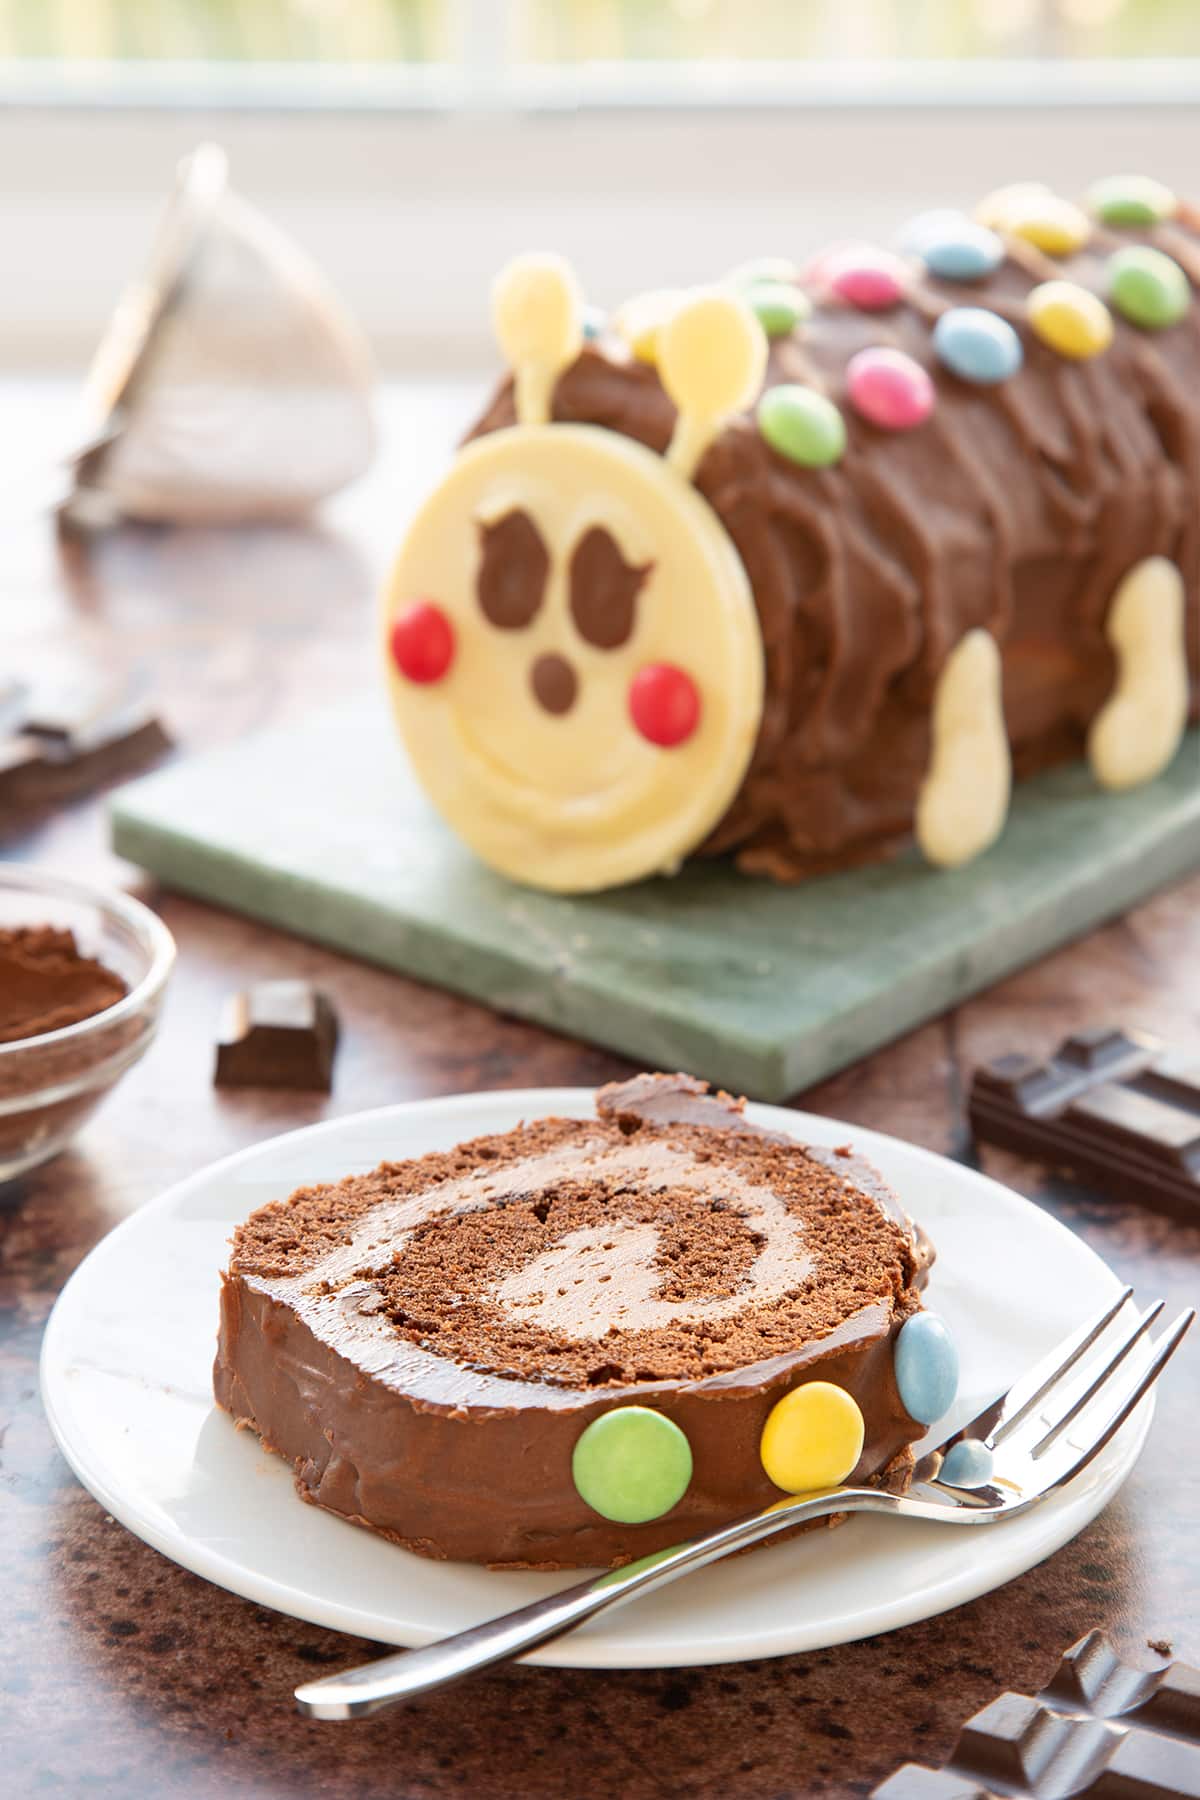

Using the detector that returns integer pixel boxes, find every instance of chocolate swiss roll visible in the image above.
[214,1074,946,1570]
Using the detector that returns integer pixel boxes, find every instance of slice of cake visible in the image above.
[214,1074,948,1569]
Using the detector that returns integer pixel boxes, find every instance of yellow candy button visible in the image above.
[977,185,1089,256]
[760,1380,866,1494]
[1028,280,1114,360]
[1007,197,1089,257]
[976,181,1052,230]
[615,288,685,364]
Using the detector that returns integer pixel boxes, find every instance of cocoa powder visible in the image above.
[0,926,127,1044]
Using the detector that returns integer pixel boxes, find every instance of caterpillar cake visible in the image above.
[384,174,1198,891]
[213,1073,953,1570]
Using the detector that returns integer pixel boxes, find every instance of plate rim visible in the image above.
[40,1086,1148,1668]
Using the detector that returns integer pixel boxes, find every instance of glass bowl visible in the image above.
[0,867,176,1183]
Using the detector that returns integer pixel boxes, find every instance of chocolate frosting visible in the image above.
[470,211,1200,877]
[214,1074,930,1568]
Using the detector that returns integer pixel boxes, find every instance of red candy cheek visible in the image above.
[390,601,455,684]
[629,663,701,748]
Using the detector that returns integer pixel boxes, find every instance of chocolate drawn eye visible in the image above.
[476,509,550,629]
[568,526,652,650]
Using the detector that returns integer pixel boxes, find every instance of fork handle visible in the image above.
[295,1487,888,1718]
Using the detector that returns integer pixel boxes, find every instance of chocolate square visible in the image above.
[968,1029,1200,1214]
[214,983,339,1092]
[874,1631,1199,1798]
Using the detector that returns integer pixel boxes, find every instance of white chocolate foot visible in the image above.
[1088,556,1190,791]
[915,629,1012,869]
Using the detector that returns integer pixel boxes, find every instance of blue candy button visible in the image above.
[900,211,1005,281]
[940,1438,994,1489]
[933,307,1023,386]
[898,209,968,253]
[895,1312,959,1425]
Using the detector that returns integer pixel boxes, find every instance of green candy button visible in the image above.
[572,1407,693,1524]
[757,383,846,468]
[1088,174,1177,228]
[1107,246,1191,330]
[745,280,811,339]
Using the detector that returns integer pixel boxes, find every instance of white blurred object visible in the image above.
[67,143,376,525]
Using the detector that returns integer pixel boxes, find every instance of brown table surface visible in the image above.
[3,380,1199,1800]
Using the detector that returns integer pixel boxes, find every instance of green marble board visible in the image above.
[110,704,1200,1101]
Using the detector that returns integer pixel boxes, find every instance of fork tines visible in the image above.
[1045,1305,1193,1489]
[983,1287,1193,1492]
[989,1285,1134,1448]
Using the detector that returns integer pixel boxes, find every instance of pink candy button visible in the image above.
[845,348,935,432]
[800,238,873,288]
[826,247,908,312]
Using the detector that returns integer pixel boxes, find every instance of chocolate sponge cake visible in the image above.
[214,1075,944,1569]
[384,176,1197,892]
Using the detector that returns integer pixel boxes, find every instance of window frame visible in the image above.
[1,53,1197,368]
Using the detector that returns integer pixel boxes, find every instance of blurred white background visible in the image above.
[0,0,1198,368]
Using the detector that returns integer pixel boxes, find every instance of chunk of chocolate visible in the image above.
[0,679,29,736]
[214,982,338,1092]
[874,1631,1200,1798]
[0,734,50,783]
[968,1028,1200,1215]
[0,679,170,834]
[23,687,170,762]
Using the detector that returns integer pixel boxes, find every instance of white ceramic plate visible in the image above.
[41,1090,1148,1669]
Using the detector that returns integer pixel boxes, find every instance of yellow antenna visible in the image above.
[658,291,767,481]
[491,253,583,426]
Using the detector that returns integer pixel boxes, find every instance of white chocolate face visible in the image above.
[383,424,764,892]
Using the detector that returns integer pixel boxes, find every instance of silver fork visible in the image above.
[295,1288,1192,1719]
